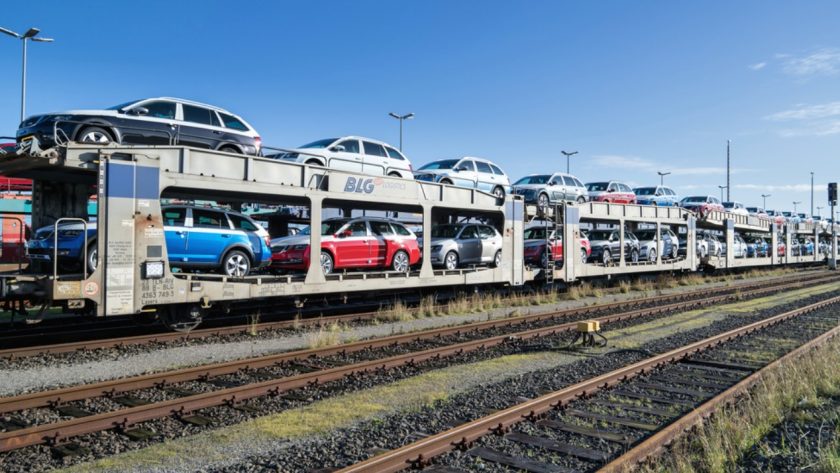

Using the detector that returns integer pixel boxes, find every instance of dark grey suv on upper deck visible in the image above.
[16,97,262,155]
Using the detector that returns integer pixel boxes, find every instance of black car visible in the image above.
[587,229,641,264]
[16,97,261,155]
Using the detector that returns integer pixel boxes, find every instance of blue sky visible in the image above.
[1,1,839,216]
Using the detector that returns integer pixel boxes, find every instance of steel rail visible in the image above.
[1,270,831,360]
[1,274,829,417]
[598,306,840,472]
[332,295,840,473]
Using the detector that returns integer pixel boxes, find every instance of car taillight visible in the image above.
[255,136,262,151]
[264,235,271,247]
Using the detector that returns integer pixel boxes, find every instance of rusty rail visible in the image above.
[1,270,831,360]
[333,295,840,473]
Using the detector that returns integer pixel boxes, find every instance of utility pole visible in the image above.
[561,150,578,174]
[726,140,731,202]
[810,171,814,216]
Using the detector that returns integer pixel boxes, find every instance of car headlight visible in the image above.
[271,245,288,254]
[431,245,442,252]
[291,244,308,250]
[51,115,74,124]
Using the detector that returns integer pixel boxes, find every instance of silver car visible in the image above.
[512,172,588,207]
[414,157,511,199]
[634,228,680,261]
[423,223,503,269]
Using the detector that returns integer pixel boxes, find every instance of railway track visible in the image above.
[0,270,831,360]
[333,294,840,473]
[0,273,836,457]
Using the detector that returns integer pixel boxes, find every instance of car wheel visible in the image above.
[306,159,323,167]
[716,248,722,257]
[320,251,333,275]
[440,179,453,186]
[601,249,611,265]
[493,250,502,268]
[540,250,551,268]
[493,186,505,199]
[538,193,550,208]
[672,245,678,259]
[580,248,588,265]
[223,250,250,277]
[576,196,586,204]
[86,242,98,272]
[219,145,240,154]
[391,250,410,273]
[78,126,114,144]
[648,248,657,262]
[630,249,639,263]
[444,250,459,270]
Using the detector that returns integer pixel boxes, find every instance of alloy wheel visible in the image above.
[392,251,409,272]
[444,251,459,270]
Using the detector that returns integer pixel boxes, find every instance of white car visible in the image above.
[273,136,413,179]
[723,201,749,216]
[698,231,723,258]
[413,157,512,199]
[725,233,748,258]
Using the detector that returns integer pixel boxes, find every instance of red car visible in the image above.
[679,195,725,218]
[585,181,637,204]
[777,241,786,257]
[270,217,421,274]
[522,225,591,266]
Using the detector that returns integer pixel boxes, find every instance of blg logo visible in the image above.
[344,176,383,194]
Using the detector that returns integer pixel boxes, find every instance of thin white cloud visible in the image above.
[591,155,654,169]
[778,120,840,137]
[765,101,840,121]
[590,155,748,176]
[735,183,816,192]
[778,48,840,76]
[748,62,767,71]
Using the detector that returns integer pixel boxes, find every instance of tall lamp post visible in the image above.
[388,112,414,151]
[657,171,671,186]
[810,171,814,216]
[0,26,54,122]
[718,185,727,202]
[561,150,578,174]
[793,201,802,214]
[761,193,771,209]
[726,139,731,202]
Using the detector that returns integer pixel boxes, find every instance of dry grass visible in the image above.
[639,336,840,473]
[306,321,344,348]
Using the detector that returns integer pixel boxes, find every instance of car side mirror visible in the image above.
[128,107,149,116]
[331,145,346,152]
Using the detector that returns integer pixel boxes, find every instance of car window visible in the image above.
[607,183,617,192]
[143,101,176,119]
[183,105,220,126]
[392,223,412,236]
[459,160,476,172]
[490,164,504,175]
[562,176,576,186]
[336,139,360,153]
[363,142,388,157]
[347,221,368,236]
[620,184,632,192]
[572,177,584,187]
[475,161,493,173]
[228,214,258,232]
[370,221,394,236]
[460,226,478,239]
[385,146,405,160]
[218,112,249,131]
[478,226,496,239]
[162,208,186,226]
[192,209,226,229]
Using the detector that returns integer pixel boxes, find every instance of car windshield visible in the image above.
[322,219,349,235]
[431,225,461,238]
[107,100,141,110]
[634,230,657,240]
[634,187,656,196]
[746,207,759,212]
[588,230,613,241]
[514,175,550,185]
[586,182,609,192]
[419,160,459,170]
[782,212,793,217]
[300,138,338,149]
[682,196,707,203]
[523,227,549,240]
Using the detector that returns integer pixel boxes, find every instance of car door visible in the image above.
[177,104,224,150]
[563,176,581,201]
[605,183,619,202]
[327,139,364,173]
[609,231,621,258]
[477,225,500,262]
[121,100,178,145]
[384,146,411,177]
[473,161,496,193]
[362,141,389,176]
[457,225,482,263]
[336,220,372,267]
[547,175,565,202]
[453,159,478,188]
[620,184,634,203]
[162,207,189,263]
[187,208,229,265]
[368,220,394,266]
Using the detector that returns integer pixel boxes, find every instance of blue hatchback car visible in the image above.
[633,186,680,206]
[27,205,271,276]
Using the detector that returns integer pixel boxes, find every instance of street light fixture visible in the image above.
[793,201,802,213]
[761,194,771,209]
[0,26,54,122]
[718,185,728,202]
[388,112,414,151]
[817,206,824,217]
[657,171,671,186]
[561,150,578,174]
